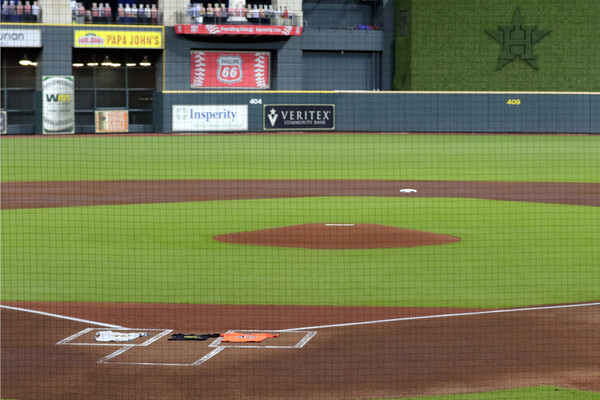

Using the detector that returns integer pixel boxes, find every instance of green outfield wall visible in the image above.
[394,0,600,92]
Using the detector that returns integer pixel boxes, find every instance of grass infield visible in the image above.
[387,386,600,400]
[2,196,598,307]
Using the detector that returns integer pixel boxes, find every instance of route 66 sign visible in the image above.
[217,55,243,85]
[191,51,270,89]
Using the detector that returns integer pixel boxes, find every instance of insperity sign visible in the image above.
[264,105,335,130]
[172,105,248,132]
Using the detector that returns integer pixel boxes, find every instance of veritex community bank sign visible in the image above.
[264,105,335,130]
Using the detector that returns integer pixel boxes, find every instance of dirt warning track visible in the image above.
[2,179,600,209]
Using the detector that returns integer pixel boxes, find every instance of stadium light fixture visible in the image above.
[19,55,31,66]
[87,61,99,67]
[101,55,113,66]
[139,56,151,67]
[72,63,85,67]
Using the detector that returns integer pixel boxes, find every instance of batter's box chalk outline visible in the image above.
[97,346,226,366]
[101,330,317,367]
[56,328,173,347]
[210,329,317,349]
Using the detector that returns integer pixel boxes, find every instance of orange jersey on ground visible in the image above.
[220,332,279,343]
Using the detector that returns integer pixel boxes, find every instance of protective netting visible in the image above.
[1,1,599,399]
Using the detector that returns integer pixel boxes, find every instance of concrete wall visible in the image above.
[163,0,394,92]
[302,0,380,29]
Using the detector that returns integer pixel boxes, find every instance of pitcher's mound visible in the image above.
[213,224,460,249]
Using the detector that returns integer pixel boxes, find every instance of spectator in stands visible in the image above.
[31,0,38,19]
[1,2,9,21]
[151,4,157,23]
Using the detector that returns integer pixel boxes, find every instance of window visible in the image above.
[72,50,157,132]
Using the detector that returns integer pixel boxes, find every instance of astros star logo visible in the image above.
[485,7,551,70]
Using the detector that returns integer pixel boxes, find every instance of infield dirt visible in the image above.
[212,223,461,249]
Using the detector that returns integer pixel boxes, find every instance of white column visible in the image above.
[39,0,71,24]
[159,0,188,26]
[272,0,302,24]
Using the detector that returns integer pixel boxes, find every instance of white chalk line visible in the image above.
[282,302,600,332]
[191,347,226,366]
[0,304,125,329]
[98,343,226,366]
[56,327,95,345]
[98,345,135,364]
[295,331,317,348]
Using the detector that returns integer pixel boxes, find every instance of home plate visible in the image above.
[400,188,418,193]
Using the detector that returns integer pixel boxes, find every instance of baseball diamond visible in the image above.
[2,0,600,398]
[1,168,599,399]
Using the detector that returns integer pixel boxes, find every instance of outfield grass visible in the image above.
[2,196,598,307]
[1,134,599,182]
[384,386,600,400]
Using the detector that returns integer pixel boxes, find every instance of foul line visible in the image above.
[0,305,125,329]
[282,302,600,332]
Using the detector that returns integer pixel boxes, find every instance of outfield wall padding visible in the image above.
[155,92,599,134]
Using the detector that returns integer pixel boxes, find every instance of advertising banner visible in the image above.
[0,29,42,47]
[74,30,162,48]
[172,105,248,132]
[264,105,335,130]
[191,51,270,89]
[42,76,75,134]
[0,111,6,134]
[176,24,302,37]
[95,110,129,133]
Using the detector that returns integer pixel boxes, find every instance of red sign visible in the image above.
[191,51,270,89]
[176,24,303,36]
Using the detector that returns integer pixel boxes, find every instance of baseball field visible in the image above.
[1,132,599,399]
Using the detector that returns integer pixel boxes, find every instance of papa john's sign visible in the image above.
[191,51,270,89]
[75,30,162,48]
